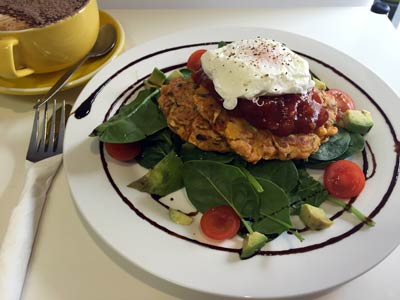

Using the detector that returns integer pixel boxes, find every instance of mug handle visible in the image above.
[0,37,34,79]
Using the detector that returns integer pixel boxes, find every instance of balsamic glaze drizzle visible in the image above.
[85,41,398,256]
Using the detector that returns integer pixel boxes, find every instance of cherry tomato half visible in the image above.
[323,160,365,199]
[187,49,207,72]
[326,89,355,121]
[104,142,141,162]
[200,205,240,240]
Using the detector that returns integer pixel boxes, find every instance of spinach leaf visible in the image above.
[237,167,264,193]
[180,143,236,163]
[90,89,167,143]
[128,151,183,196]
[247,160,299,192]
[338,132,364,159]
[310,129,351,161]
[304,131,364,169]
[183,160,259,218]
[178,68,192,79]
[229,156,249,169]
[218,41,229,48]
[253,179,291,235]
[137,128,182,169]
[301,159,331,170]
[289,169,328,215]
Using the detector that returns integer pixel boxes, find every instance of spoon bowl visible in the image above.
[88,24,117,59]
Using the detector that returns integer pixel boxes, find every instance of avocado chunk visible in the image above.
[299,204,333,230]
[169,208,193,225]
[313,77,327,90]
[166,70,184,82]
[144,67,167,88]
[338,109,374,135]
[240,232,268,259]
[128,151,184,197]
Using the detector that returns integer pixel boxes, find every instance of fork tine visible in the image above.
[27,103,40,155]
[55,100,66,153]
[38,102,48,152]
[47,99,57,152]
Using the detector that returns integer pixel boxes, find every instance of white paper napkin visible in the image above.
[0,155,62,300]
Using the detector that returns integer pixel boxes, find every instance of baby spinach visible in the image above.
[180,143,236,164]
[128,151,183,197]
[90,89,167,143]
[183,161,260,218]
[338,132,364,159]
[183,160,270,258]
[305,131,364,169]
[237,167,264,193]
[178,68,192,79]
[229,156,249,169]
[218,41,229,48]
[289,169,328,215]
[247,160,299,192]
[137,128,182,169]
[310,129,351,161]
[253,179,291,235]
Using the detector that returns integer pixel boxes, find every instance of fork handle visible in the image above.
[0,155,62,300]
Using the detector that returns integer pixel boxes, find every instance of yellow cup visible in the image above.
[0,0,99,79]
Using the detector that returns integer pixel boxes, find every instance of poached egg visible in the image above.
[200,37,315,110]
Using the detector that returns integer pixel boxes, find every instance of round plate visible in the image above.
[0,10,125,96]
[64,27,400,299]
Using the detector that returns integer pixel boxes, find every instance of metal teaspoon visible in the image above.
[34,24,117,108]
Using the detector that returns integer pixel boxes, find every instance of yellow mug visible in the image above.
[0,0,99,79]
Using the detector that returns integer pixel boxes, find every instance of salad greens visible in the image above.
[92,67,374,260]
[310,129,351,161]
[136,128,182,169]
[247,160,298,192]
[183,161,260,218]
[306,130,364,169]
[253,179,293,236]
[90,89,166,143]
[288,169,329,215]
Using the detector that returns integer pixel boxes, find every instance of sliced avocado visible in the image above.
[299,204,333,230]
[166,70,184,82]
[240,232,268,259]
[128,151,183,197]
[338,109,374,135]
[313,77,327,90]
[144,68,167,88]
[169,208,193,225]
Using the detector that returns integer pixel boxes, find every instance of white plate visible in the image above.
[63,27,400,299]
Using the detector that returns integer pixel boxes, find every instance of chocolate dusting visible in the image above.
[0,0,89,28]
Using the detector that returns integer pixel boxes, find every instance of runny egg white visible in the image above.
[200,37,315,110]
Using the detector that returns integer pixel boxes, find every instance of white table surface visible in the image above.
[1,7,400,300]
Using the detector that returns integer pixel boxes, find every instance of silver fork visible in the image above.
[27,99,66,162]
[0,100,67,300]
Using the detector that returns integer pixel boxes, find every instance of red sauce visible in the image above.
[192,68,328,136]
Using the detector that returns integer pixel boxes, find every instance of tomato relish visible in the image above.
[192,68,328,137]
